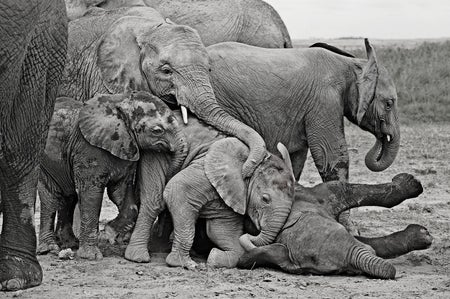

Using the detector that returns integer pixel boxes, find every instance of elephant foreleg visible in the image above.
[76,187,104,260]
[205,211,244,268]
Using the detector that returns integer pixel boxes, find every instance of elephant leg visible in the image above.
[125,153,169,263]
[355,224,433,259]
[205,213,245,269]
[238,243,300,273]
[76,187,104,260]
[37,182,60,255]
[0,0,67,291]
[103,181,138,244]
[55,194,79,249]
[165,163,212,270]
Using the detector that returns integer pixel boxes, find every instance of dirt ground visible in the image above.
[2,122,450,298]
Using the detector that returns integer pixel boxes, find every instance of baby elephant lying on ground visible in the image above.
[238,173,433,279]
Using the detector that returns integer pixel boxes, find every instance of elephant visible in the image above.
[124,112,295,264]
[59,5,265,182]
[238,173,433,279]
[37,91,183,260]
[65,0,292,48]
[124,38,401,261]
[0,0,68,291]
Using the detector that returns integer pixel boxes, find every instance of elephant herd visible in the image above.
[0,0,432,292]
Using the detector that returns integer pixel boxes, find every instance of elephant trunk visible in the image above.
[166,130,188,179]
[348,245,396,279]
[249,206,291,247]
[176,69,266,177]
[365,122,400,172]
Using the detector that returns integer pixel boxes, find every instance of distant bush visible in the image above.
[351,41,450,124]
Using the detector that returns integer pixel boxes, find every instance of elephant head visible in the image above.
[355,39,400,172]
[205,138,295,247]
[95,11,266,177]
[78,91,184,162]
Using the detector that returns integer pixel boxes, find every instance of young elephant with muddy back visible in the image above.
[38,91,184,260]
[238,174,433,279]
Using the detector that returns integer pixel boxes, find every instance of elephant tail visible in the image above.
[348,245,396,279]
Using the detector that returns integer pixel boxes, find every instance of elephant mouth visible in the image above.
[160,94,178,108]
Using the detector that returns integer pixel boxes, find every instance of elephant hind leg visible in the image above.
[55,193,79,250]
[37,181,61,255]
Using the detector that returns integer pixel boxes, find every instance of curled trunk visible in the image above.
[348,245,396,279]
[248,207,291,247]
[365,126,400,172]
[176,69,266,178]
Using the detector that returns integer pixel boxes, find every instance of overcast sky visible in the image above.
[265,0,450,39]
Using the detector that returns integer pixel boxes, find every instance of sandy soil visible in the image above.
[2,122,450,298]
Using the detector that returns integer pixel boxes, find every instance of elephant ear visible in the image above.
[277,142,295,181]
[356,38,380,125]
[205,138,250,215]
[96,16,161,93]
[78,94,140,161]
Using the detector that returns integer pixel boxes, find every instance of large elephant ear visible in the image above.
[96,16,160,93]
[205,138,250,215]
[356,38,380,125]
[78,94,139,161]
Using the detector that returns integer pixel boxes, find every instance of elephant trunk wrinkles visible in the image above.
[348,245,396,279]
[166,130,188,179]
[250,207,291,247]
[176,69,266,177]
[365,122,400,172]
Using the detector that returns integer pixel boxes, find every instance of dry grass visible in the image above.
[294,38,450,124]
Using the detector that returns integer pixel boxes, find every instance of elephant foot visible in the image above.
[207,248,239,268]
[37,240,60,255]
[404,224,433,251]
[166,251,198,270]
[0,254,42,291]
[124,245,151,263]
[392,173,423,198]
[76,245,103,260]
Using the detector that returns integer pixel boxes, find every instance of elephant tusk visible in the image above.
[181,105,188,124]
[386,134,391,142]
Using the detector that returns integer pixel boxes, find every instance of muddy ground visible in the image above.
[2,122,450,298]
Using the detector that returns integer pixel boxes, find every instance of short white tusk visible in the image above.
[387,135,391,142]
[181,105,188,124]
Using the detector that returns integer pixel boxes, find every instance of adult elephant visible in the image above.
[0,0,68,291]
[65,0,292,48]
[59,6,265,179]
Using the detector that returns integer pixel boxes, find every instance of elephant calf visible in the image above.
[238,173,433,279]
[162,113,296,269]
[38,91,182,260]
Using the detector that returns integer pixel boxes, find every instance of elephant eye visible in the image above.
[385,99,394,110]
[262,194,271,204]
[151,126,164,136]
[160,64,172,75]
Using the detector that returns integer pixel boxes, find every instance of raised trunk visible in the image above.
[176,70,266,178]
[348,245,396,279]
[248,207,291,247]
[365,127,400,172]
